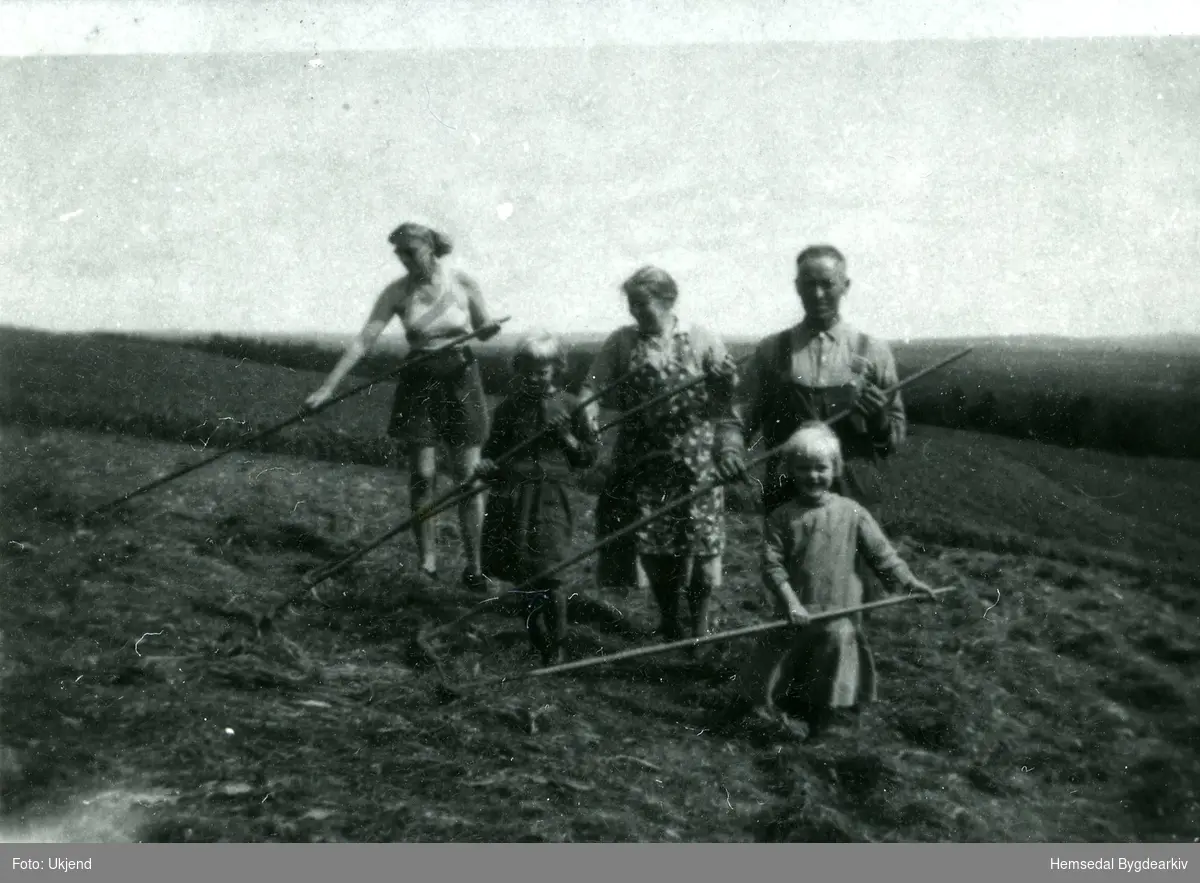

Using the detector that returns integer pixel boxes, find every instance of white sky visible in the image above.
[2,2,1199,341]
[4,1,1200,55]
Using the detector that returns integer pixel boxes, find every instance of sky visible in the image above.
[2,1,1199,343]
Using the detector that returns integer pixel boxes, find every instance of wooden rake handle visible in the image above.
[414,345,975,642]
[300,360,645,589]
[511,346,976,597]
[302,355,750,590]
[83,318,511,520]
[468,585,962,688]
[596,354,751,434]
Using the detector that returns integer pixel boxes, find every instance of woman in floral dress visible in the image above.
[579,266,747,648]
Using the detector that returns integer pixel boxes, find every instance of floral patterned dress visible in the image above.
[583,319,744,586]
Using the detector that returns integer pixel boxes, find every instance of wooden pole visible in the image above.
[82,318,511,519]
[417,345,975,645]
[468,586,961,687]
[297,361,644,591]
[596,354,750,433]
[301,356,749,591]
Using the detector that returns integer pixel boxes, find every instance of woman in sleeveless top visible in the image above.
[304,222,501,592]
[579,266,748,651]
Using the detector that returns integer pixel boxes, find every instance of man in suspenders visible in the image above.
[744,243,908,544]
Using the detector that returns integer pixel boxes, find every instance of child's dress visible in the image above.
[480,388,600,586]
[739,493,918,715]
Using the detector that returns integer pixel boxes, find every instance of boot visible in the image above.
[686,590,713,663]
[646,556,687,641]
[542,587,569,665]
[526,606,549,661]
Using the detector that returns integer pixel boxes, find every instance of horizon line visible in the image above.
[5,322,1199,346]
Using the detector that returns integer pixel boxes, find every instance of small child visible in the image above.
[730,421,938,741]
[474,331,601,665]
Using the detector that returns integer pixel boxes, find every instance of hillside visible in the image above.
[1,328,1199,842]
[5,326,1200,467]
[2,423,1197,843]
[0,326,405,467]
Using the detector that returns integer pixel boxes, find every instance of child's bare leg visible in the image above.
[547,581,569,664]
[686,555,721,659]
[525,591,548,659]
[740,630,794,715]
[409,445,439,575]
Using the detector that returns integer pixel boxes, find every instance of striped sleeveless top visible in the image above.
[396,270,474,351]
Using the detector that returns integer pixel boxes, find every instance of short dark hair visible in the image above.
[796,244,846,270]
[388,222,453,258]
[621,265,678,303]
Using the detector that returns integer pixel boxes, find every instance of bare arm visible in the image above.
[457,271,498,335]
[305,282,402,408]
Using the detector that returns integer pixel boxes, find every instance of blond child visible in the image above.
[731,421,937,741]
[474,332,600,664]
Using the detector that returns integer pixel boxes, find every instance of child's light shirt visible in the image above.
[762,493,916,614]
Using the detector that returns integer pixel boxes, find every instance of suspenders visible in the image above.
[773,327,872,424]
[761,327,878,511]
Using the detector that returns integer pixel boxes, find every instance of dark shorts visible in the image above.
[386,347,490,449]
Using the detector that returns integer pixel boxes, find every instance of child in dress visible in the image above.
[731,421,938,741]
[475,332,601,665]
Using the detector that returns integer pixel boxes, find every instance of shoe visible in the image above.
[539,644,568,667]
[749,704,807,741]
[805,707,855,743]
[461,568,491,594]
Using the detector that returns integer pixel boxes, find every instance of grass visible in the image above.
[1,328,1199,842]
[6,326,1200,464]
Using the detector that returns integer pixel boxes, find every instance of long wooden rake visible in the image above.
[465,585,962,691]
[407,346,974,686]
[292,354,751,602]
[80,319,512,521]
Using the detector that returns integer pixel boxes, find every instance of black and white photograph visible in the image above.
[2,0,1199,845]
